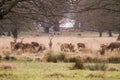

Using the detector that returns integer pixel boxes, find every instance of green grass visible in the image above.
[0,62,120,80]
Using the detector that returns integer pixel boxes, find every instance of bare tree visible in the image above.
[0,0,119,40]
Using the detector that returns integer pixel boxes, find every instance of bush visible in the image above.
[73,57,84,69]
[68,57,76,62]
[85,57,107,63]
[106,66,119,71]
[10,56,17,61]
[99,48,105,55]
[0,55,2,60]
[25,57,33,62]
[44,52,57,63]
[57,53,66,62]
[34,58,41,62]
[85,63,108,71]
[108,57,120,63]
[43,51,67,63]
[4,55,17,61]
[4,55,11,61]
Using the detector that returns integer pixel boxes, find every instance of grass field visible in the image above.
[0,62,120,80]
[0,31,120,80]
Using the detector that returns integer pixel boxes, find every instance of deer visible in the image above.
[10,38,17,51]
[13,37,25,53]
[60,43,75,52]
[77,43,85,51]
[48,36,53,49]
[106,42,120,52]
[24,43,35,52]
[37,44,46,52]
[31,42,39,47]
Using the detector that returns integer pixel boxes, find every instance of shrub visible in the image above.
[34,57,41,62]
[25,57,33,62]
[44,52,57,63]
[43,51,67,63]
[4,55,11,61]
[99,49,105,55]
[68,57,76,62]
[10,56,17,61]
[85,63,108,71]
[64,57,76,63]
[57,53,66,62]
[3,55,17,61]
[85,57,107,63]
[0,55,2,60]
[106,66,119,71]
[108,57,120,63]
[73,57,84,69]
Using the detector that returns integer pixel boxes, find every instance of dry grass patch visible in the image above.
[107,65,119,71]
[86,73,106,78]
[0,62,16,70]
[47,72,74,78]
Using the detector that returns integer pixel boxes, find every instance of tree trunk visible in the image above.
[44,27,50,33]
[7,31,11,36]
[99,31,102,37]
[0,33,2,36]
[108,30,112,37]
[12,28,18,39]
[117,32,120,41]
[74,20,79,30]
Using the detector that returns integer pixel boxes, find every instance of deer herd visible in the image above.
[10,37,120,54]
[10,38,46,53]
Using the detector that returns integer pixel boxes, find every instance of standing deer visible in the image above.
[10,38,17,51]
[49,36,53,49]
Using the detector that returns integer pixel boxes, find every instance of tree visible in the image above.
[71,0,120,38]
[0,0,120,40]
[0,0,27,19]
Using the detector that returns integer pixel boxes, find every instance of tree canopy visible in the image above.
[0,0,120,39]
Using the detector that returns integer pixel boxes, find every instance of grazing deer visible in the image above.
[38,44,46,52]
[24,43,35,52]
[60,43,70,52]
[60,43,75,52]
[106,42,120,52]
[31,42,39,47]
[77,43,85,50]
[14,37,25,53]
[49,37,53,49]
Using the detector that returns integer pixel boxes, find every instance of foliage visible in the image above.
[109,56,120,63]
[0,0,120,38]
[73,57,84,69]
[85,63,108,71]
[43,51,66,63]
[3,55,17,61]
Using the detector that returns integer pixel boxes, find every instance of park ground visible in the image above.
[0,31,120,80]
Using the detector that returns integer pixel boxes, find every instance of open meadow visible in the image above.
[1,0,119,80]
[0,32,120,80]
[0,62,120,80]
